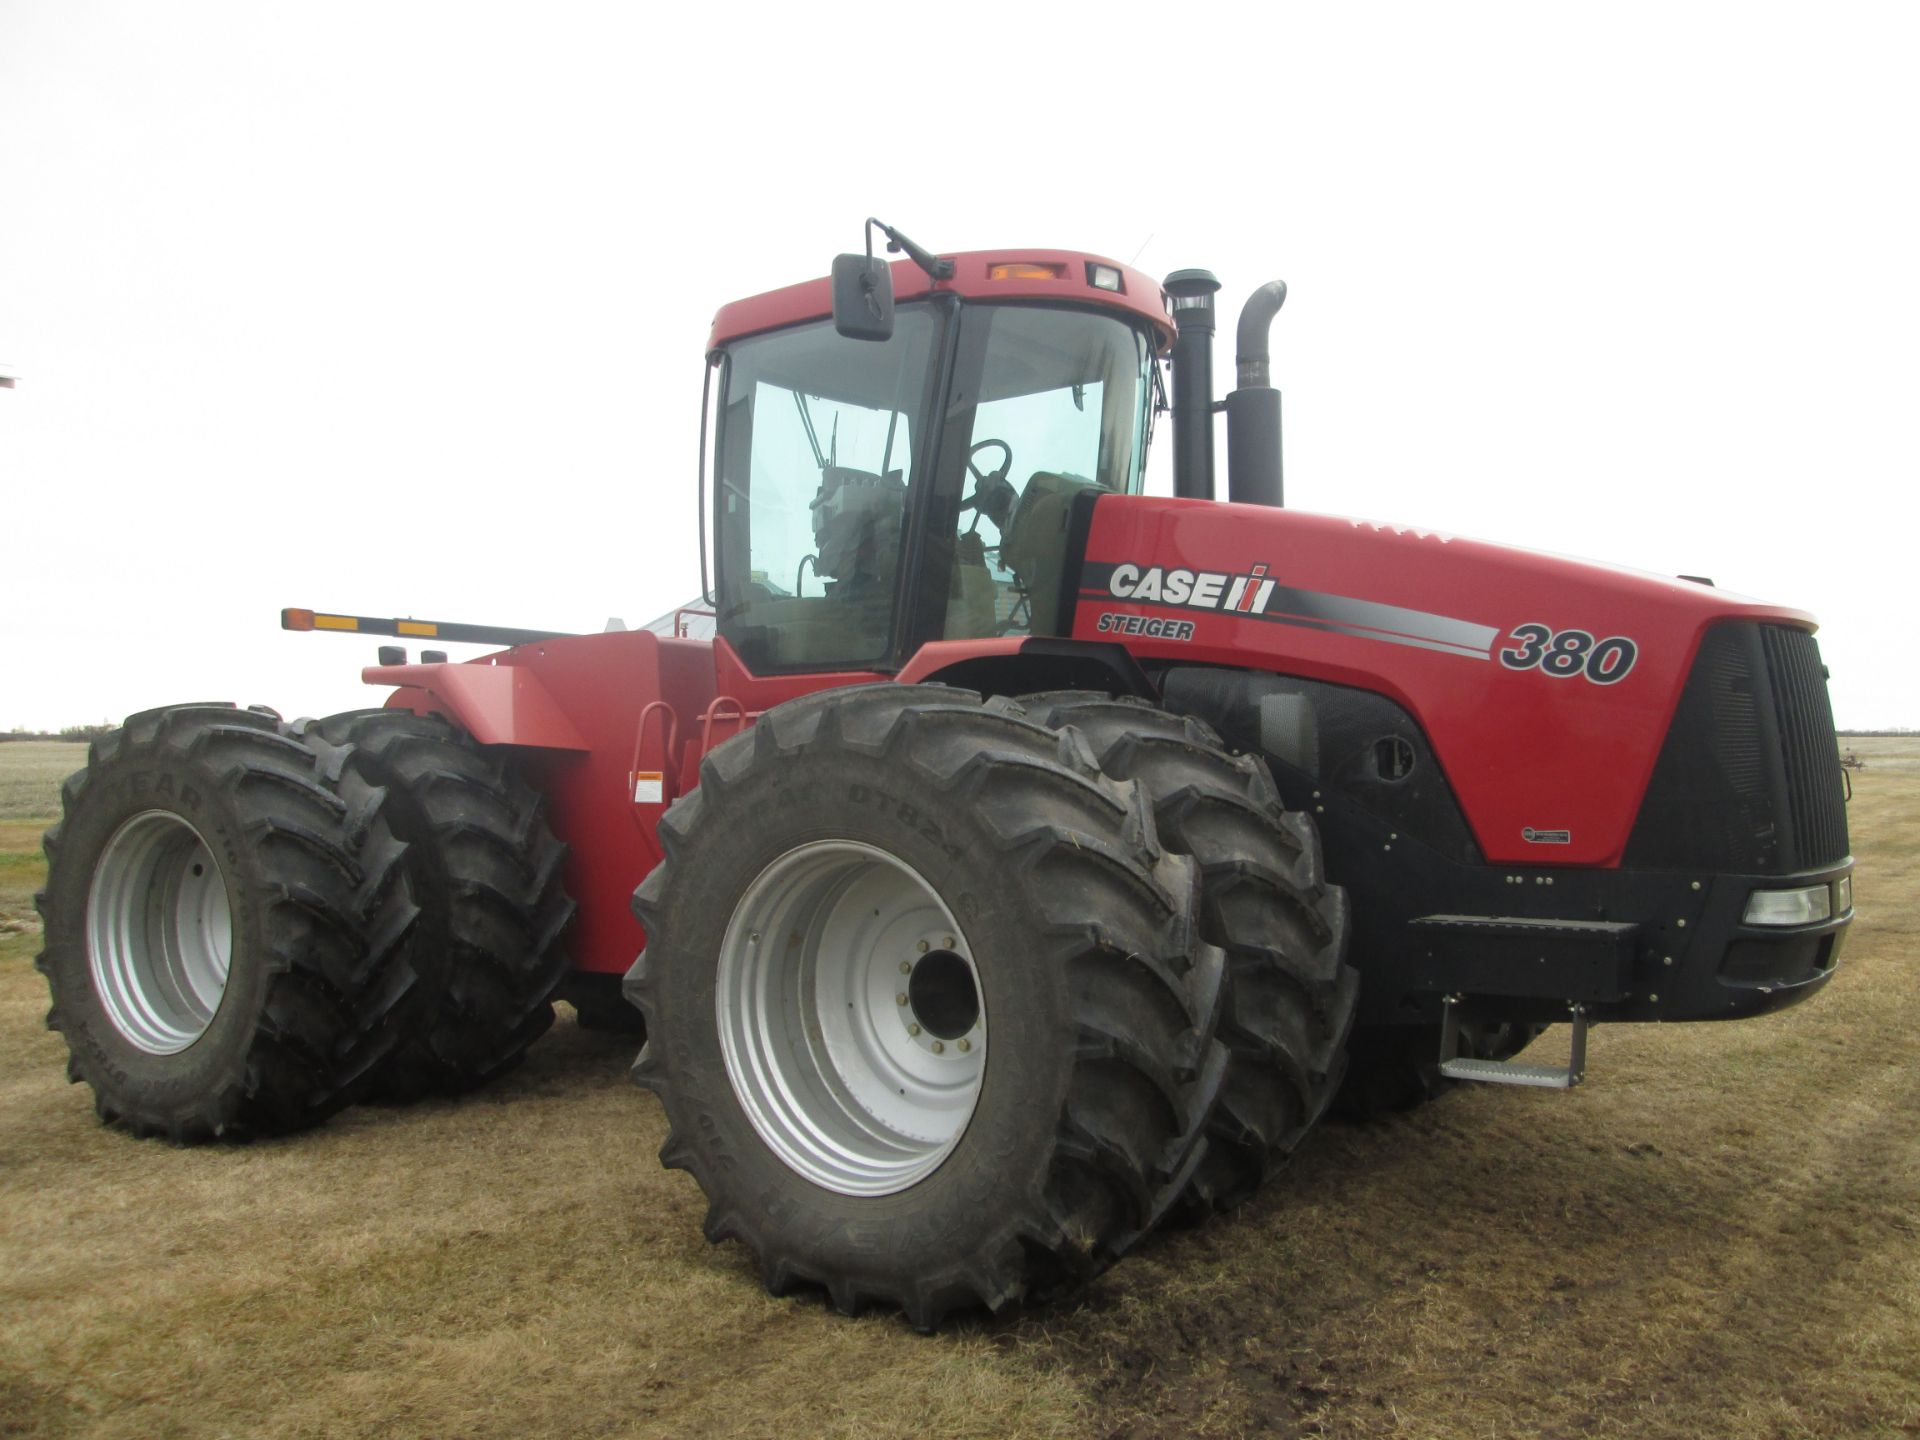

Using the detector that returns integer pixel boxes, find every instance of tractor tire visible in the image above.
[1019,693,1357,1218]
[624,685,1228,1328]
[301,710,574,1100]
[34,703,417,1141]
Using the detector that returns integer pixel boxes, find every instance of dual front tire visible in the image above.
[626,685,1354,1325]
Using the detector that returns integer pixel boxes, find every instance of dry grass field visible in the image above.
[2,737,1915,1439]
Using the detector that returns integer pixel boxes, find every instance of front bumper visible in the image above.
[1405,856,1855,1026]
[1611,856,1854,1022]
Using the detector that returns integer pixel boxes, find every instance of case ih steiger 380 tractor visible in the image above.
[36,222,1855,1327]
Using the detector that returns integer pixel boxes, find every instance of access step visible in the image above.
[1438,997,1589,1089]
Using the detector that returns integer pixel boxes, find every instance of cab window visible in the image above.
[713,307,939,671]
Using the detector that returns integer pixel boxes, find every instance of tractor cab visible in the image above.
[706,243,1172,675]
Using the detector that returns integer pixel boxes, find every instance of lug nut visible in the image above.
[931,1040,944,1054]
[908,1023,921,1037]
[917,940,929,953]
[900,961,912,974]
[896,992,908,1006]
[942,936,955,949]
[958,1038,971,1053]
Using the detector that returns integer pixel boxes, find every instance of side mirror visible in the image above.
[831,254,894,341]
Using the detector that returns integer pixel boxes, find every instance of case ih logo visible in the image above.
[1105,563,1278,613]
[1079,559,1504,662]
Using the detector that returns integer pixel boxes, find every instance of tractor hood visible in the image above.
[1071,494,1820,868]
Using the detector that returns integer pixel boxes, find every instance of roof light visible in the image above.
[1087,263,1123,292]
[987,262,1065,281]
[1743,885,1833,927]
[282,608,316,631]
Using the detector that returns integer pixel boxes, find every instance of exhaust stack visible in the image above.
[1164,269,1221,501]
[1226,280,1286,507]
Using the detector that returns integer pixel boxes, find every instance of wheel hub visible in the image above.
[906,949,979,1041]
[716,840,985,1197]
[86,810,233,1054]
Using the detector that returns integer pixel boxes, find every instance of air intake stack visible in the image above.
[1164,269,1221,501]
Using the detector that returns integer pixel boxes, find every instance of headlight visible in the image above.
[1743,885,1834,926]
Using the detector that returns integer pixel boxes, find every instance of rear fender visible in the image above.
[368,629,720,978]
[366,662,589,750]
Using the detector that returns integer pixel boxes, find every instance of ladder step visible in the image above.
[1439,1057,1580,1089]
[1438,997,1589,1089]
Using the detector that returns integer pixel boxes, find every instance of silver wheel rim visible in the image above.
[86,810,234,1054]
[716,840,986,1197]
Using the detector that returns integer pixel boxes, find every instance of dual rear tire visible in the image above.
[300,711,573,1099]
[36,704,572,1140]
[35,705,418,1140]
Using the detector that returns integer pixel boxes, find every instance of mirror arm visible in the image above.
[866,217,954,282]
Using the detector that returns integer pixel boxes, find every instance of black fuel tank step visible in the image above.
[1410,914,1638,1003]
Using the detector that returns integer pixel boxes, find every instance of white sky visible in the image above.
[2,2,1914,730]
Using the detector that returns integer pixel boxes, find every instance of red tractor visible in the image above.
[35,222,1854,1327]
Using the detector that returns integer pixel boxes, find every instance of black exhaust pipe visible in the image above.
[1164,269,1221,501]
[1226,280,1287,507]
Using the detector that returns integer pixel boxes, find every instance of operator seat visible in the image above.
[1001,471,1106,635]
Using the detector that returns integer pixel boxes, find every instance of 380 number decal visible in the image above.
[1499,623,1637,685]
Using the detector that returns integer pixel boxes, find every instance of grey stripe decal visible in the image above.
[1079,563,1498,661]
[1260,585,1498,658]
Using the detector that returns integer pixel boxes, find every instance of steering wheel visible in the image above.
[961,439,1016,531]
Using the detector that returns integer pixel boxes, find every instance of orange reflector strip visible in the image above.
[987,262,1065,281]
[314,614,359,632]
[396,620,438,637]
[283,608,316,631]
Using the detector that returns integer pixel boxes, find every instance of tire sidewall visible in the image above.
[42,749,277,1114]
[649,740,1075,1277]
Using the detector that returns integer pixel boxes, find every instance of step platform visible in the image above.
[1438,997,1589,1089]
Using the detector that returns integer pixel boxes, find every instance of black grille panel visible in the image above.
[1762,626,1850,867]
[1626,622,1849,874]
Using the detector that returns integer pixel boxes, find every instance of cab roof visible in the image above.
[707,249,1176,355]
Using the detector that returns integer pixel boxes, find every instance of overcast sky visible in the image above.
[2,2,1914,730]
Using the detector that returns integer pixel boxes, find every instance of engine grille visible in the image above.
[1760,626,1851,869]
[1625,622,1849,874]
